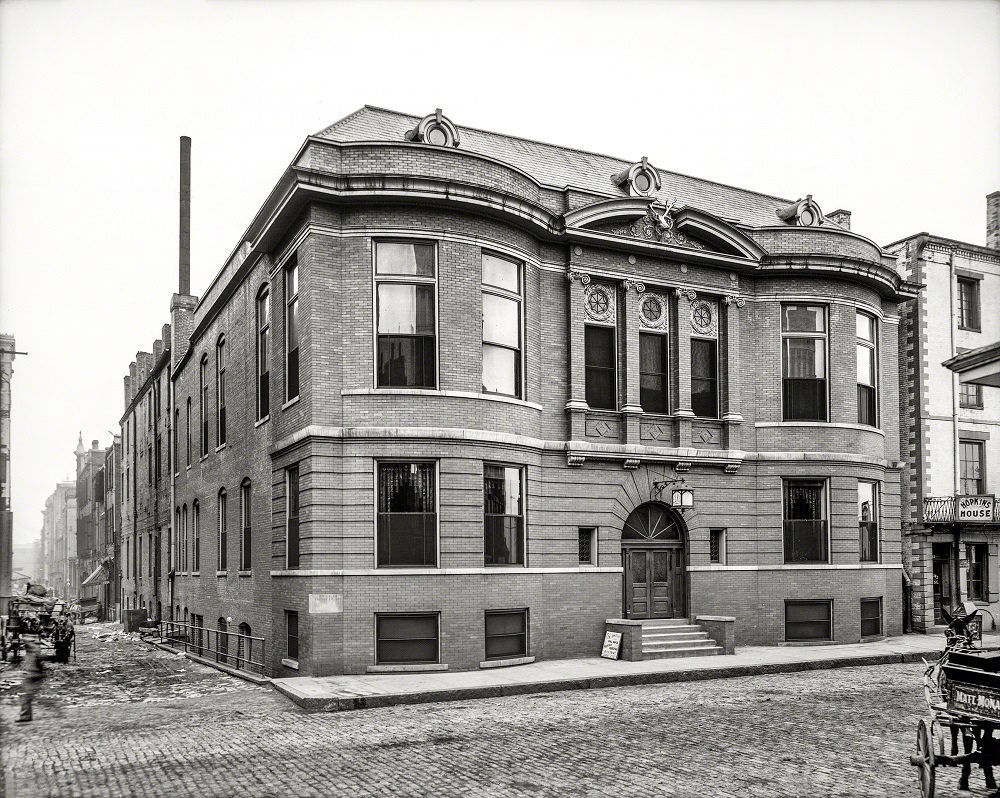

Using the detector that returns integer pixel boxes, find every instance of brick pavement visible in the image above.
[2,626,997,797]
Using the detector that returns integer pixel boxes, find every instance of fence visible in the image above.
[159,621,267,676]
[923,496,1000,524]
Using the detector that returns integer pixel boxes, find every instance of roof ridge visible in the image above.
[351,105,794,206]
[313,105,374,139]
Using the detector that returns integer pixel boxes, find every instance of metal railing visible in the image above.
[159,621,266,676]
[923,496,999,524]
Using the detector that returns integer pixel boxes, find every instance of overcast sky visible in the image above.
[1,0,998,547]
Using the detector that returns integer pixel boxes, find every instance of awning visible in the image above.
[81,563,109,587]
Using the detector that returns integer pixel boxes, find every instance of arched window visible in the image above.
[240,479,252,571]
[192,500,200,572]
[257,286,270,419]
[216,335,227,445]
[174,507,181,571]
[621,503,684,541]
[218,488,227,571]
[218,617,229,663]
[182,504,188,571]
[186,397,192,466]
[200,354,210,455]
[237,622,252,669]
[284,257,300,401]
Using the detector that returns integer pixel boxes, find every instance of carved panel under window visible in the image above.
[585,416,621,440]
[692,421,723,448]
[639,420,675,445]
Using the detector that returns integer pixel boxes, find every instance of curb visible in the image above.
[273,649,942,712]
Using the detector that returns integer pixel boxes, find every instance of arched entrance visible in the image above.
[621,503,687,619]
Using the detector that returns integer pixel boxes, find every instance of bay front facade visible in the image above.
[135,107,918,677]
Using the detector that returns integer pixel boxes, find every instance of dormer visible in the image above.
[404,108,461,147]
[612,157,661,198]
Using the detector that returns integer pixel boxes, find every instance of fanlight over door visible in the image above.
[622,503,683,542]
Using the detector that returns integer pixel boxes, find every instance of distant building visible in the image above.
[39,481,77,599]
[0,333,15,608]
[890,192,1000,631]
[139,108,918,677]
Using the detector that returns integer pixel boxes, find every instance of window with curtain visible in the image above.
[482,252,522,397]
[783,479,828,563]
[484,465,524,566]
[377,462,437,567]
[960,441,985,494]
[968,544,988,601]
[856,312,877,426]
[691,338,718,418]
[782,305,827,421]
[585,325,616,410]
[858,481,879,562]
[639,332,668,414]
[375,242,436,388]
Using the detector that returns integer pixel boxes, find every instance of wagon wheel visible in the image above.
[914,719,937,798]
[930,719,946,758]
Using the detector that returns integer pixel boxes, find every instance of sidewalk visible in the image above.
[273,631,985,712]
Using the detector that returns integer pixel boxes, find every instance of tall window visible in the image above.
[217,488,227,571]
[967,544,988,601]
[783,479,828,563]
[185,398,192,466]
[484,465,524,566]
[192,500,200,572]
[856,312,877,426]
[639,333,668,414]
[482,252,522,397]
[216,335,227,445]
[782,305,827,421]
[285,611,299,661]
[858,481,879,562]
[286,465,299,569]
[199,355,209,456]
[958,277,981,331]
[578,527,596,565]
[257,286,270,419]
[691,339,718,418]
[960,441,985,494]
[240,479,252,571]
[181,505,188,572]
[173,508,180,571]
[710,529,727,564]
[375,241,436,388]
[284,256,300,401]
[377,462,437,567]
[960,383,983,410]
[585,325,616,410]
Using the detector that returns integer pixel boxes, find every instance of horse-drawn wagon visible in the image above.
[1,594,76,664]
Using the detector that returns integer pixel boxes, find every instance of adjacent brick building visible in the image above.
[39,481,77,598]
[890,192,1000,631]
[149,107,921,677]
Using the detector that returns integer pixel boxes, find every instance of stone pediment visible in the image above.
[564,198,764,260]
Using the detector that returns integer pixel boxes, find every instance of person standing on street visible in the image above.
[16,641,45,723]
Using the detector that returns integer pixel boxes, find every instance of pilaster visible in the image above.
[674,288,696,447]
[566,270,590,440]
[621,279,644,444]
[722,294,745,450]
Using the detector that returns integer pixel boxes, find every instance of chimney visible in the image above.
[827,209,851,231]
[179,136,191,295]
[987,191,1000,251]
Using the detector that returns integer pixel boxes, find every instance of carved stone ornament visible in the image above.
[722,294,746,308]
[673,461,692,473]
[690,300,718,338]
[584,284,616,323]
[723,463,741,474]
[567,270,591,285]
[623,458,641,470]
[775,194,826,227]
[567,454,586,467]
[621,279,646,294]
[639,293,669,330]
[673,287,697,302]
[609,200,707,250]
[404,108,461,147]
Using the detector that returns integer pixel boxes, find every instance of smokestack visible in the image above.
[179,136,191,295]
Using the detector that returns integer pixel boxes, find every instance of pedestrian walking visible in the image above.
[16,641,45,723]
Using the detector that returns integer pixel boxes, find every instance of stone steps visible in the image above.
[639,619,724,660]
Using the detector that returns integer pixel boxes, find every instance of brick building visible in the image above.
[890,192,1000,631]
[0,334,15,608]
[156,107,919,676]
[39,481,77,599]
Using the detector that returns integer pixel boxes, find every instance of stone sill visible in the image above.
[215,443,227,453]
[216,570,226,577]
[255,415,269,428]
[281,658,299,670]
[282,396,300,411]
[367,663,448,674]
[480,655,535,669]
[860,635,887,644]
[238,570,252,577]
[779,640,838,647]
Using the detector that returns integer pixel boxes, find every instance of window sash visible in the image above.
[959,279,981,329]
[218,492,227,571]
[240,484,251,571]
[639,333,668,414]
[785,601,832,641]
[378,463,437,567]
[375,242,435,277]
[960,383,983,409]
[585,326,616,410]
[485,610,528,660]
[968,545,988,601]
[286,611,299,660]
[691,338,718,418]
[376,614,438,664]
[578,528,595,564]
[286,467,299,569]
[784,481,828,563]
[860,598,882,637]
[960,442,984,494]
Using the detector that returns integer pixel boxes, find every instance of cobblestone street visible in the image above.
[0,626,994,797]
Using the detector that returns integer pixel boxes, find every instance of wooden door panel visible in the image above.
[627,550,649,619]
[650,550,673,616]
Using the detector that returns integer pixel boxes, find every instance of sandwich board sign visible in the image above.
[601,631,622,660]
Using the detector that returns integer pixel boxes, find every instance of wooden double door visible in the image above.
[624,545,686,619]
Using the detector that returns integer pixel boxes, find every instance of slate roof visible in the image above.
[315,105,798,229]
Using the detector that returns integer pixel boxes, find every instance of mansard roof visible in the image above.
[315,105,810,231]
